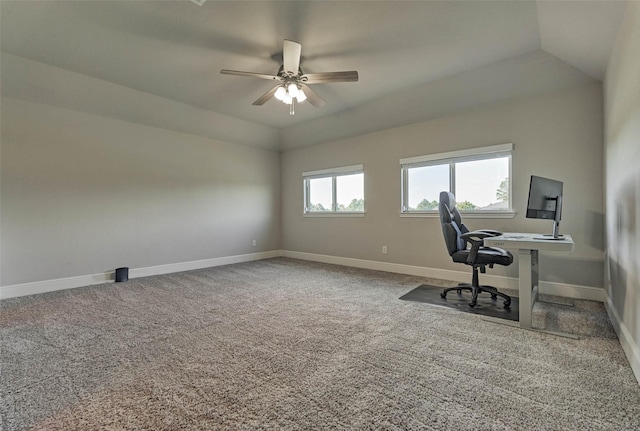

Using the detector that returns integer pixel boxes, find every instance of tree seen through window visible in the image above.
[408,177,508,211]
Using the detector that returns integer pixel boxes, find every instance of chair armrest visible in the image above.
[460,230,495,241]
[460,231,493,264]
[475,229,503,237]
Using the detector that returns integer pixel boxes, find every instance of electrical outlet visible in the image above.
[252,240,257,247]
[382,245,388,254]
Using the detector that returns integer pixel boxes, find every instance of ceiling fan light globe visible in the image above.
[287,83,299,98]
[296,89,307,103]
[283,93,293,105]
[274,86,287,101]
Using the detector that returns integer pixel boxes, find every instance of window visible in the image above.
[400,144,513,217]
[303,165,364,215]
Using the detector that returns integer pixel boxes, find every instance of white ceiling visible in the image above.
[0,1,626,150]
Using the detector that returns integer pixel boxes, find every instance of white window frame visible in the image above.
[303,164,365,217]
[400,143,515,218]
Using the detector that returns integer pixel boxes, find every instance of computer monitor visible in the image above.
[526,175,564,239]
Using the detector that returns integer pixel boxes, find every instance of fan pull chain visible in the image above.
[290,99,295,115]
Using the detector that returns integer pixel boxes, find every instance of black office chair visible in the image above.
[438,191,512,308]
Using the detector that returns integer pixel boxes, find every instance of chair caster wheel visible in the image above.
[469,302,476,308]
[457,289,462,294]
[491,294,497,300]
[504,301,511,308]
[440,293,446,299]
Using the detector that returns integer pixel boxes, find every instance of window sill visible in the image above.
[304,212,365,218]
[400,211,516,219]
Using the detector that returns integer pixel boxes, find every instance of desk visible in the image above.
[483,233,575,335]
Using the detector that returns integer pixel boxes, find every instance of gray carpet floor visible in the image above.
[1,257,639,430]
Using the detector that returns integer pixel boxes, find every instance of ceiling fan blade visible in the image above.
[302,71,359,84]
[283,40,302,74]
[252,86,279,106]
[300,84,326,108]
[220,69,280,81]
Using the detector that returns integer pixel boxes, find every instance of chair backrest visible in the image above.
[439,191,469,256]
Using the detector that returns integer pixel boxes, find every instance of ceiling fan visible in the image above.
[220,40,359,115]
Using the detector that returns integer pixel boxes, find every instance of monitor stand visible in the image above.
[534,220,564,240]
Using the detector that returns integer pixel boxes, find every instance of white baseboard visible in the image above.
[280,250,605,302]
[0,250,282,300]
[605,297,640,386]
[0,272,114,300]
[128,250,281,278]
[1,249,604,304]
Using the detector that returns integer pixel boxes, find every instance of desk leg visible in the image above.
[483,247,578,339]
[531,249,539,304]
[518,249,534,329]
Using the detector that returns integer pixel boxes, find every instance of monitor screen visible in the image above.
[526,175,563,220]
[526,175,564,239]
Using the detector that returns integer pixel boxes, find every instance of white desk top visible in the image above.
[484,232,575,252]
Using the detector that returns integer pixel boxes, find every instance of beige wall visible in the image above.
[1,97,280,286]
[604,1,640,377]
[282,83,604,288]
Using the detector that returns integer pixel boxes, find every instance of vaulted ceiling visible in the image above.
[0,1,626,151]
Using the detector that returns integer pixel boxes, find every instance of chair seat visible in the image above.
[452,247,513,266]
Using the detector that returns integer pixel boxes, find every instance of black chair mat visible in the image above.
[400,284,519,321]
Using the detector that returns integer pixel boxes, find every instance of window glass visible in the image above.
[455,158,509,210]
[400,144,512,214]
[308,177,332,212]
[407,164,449,210]
[336,173,364,212]
[303,165,365,215]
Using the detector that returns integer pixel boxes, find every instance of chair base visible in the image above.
[440,283,511,308]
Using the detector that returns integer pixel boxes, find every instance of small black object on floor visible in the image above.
[400,284,519,321]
